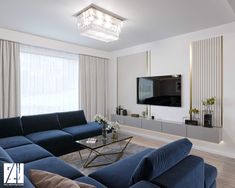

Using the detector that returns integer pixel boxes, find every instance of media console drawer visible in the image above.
[187,126,222,143]
[162,122,187,137]
[111,114,124,124]
[123,116,142,128]
[142,119,162,132]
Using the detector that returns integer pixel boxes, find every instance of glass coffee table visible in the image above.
[76,133,133,168]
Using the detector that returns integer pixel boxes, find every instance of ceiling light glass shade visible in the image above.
[77,7,123,42]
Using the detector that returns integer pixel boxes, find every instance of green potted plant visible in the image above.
[189,108,199,121]
[185,107,199,125]
[202,97,216,113]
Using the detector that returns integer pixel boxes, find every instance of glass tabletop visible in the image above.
[76,133,133,150]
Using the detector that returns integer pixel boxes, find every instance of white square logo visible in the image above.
[3,163,24,186]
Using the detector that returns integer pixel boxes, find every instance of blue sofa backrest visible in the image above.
[130,138,192,185]
[21,113,61,135]
[0,117,23,138]
[58,110,87,128]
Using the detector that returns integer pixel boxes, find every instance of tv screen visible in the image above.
[137,75,181,107]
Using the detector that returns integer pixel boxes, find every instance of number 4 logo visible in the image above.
[4,163,24,186]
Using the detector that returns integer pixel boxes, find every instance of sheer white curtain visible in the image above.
[0,40,20,118]
[20,45,79,115]
[79,55,108,121]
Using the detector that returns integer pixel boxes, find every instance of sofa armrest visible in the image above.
[129,181,160,188]
[151,155,204,188]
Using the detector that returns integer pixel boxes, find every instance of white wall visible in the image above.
[118,52,147,115]
[0,28,111,59]
[108,21,235,158]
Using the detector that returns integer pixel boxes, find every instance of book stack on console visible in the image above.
[86,138,97,144]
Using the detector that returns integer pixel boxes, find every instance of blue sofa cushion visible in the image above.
[0,117,23,138]
[130,138,192,185]
[205,163,217,188]
[75,176,107,188]
[62,122,102,140]
[0,147,13,162]
[0,136,32,149]
[151,155,204,188]
[129,181,160,188]
[89,148,154,188]
[25,157,84,180]
[58,110,87,128]
[21,113,60,134]
[26,130,73,155]
[6,144,53,163]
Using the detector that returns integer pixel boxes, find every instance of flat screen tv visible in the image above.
[137,75,181,107]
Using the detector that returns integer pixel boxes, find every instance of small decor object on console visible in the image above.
[86,138,98,144]
[122,109,128,116]
[131,114,140,118]
[202,97,216,128]
[142,111,146,117]
[116,105,123,115]
[185,108,199,126]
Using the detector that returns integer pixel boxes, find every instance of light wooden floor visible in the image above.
[130,134,235,188]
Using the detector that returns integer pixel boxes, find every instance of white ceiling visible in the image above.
[0,0,235,51]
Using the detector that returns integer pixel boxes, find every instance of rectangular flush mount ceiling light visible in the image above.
[75,4,125,42]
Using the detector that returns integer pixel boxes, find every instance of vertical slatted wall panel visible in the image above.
[191,36,223,127]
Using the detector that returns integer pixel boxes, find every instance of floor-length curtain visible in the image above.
[79,55,108,121]
[0,40,20,118]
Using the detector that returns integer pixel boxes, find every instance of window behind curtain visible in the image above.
[20,45,79,115]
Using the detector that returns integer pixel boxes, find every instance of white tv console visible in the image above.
[111,114,222,143]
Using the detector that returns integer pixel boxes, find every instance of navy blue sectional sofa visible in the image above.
[0,110,217,188]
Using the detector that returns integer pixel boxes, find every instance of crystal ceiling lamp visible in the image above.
[75,4,125,42]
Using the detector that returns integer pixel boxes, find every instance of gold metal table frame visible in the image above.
[77,134,133,168]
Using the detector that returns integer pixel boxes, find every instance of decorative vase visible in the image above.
[112,129,118,140]
[102,124,107,139]
[203,110,213,128]
[192,113,199,121]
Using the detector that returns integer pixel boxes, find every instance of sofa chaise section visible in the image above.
[24,156,84,180]
[23,156,108,188]
[151,155,204,188]
[21,113,74,156]
[5,144,53,163]
[204,163,217,188]
[90,138,217,188]
[89,148,154,188]
[0,147,35,188]
[58,110,102,140]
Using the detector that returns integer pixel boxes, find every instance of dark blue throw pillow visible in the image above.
[130,138,192,185]
[0,117,23,138]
